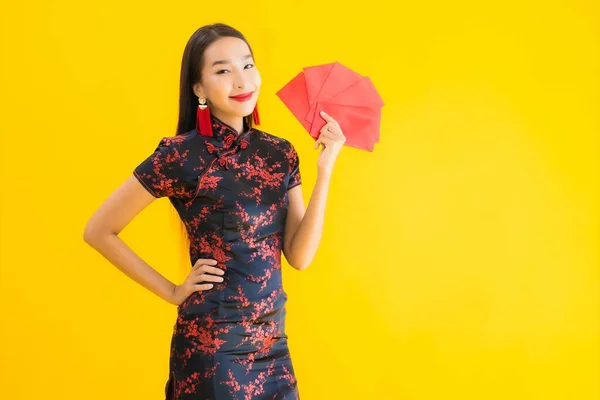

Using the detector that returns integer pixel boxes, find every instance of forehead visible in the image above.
[203,36,251,64]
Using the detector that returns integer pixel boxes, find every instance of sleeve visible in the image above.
[286,141,302,191]
[132,137,184,198]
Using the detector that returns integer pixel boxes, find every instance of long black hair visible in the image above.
[175,23,257,136]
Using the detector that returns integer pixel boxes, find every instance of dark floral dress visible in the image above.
[133,115,302,399]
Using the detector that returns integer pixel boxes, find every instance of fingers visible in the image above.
[319,128,336,140]
[319,112,341,135]
[193,258,218,269]
[195,265,225,275]
[191,259,225,283]
[314,136,323,149]
[189,267,225,292]
[319,110,338,127]
[192,265,225,282]
[193,265,224,276]
[195,272,224,283]
[194,283,214,291]
[187,259,226,293]
[314,135,332,150]
[319,118,340,137]
[314,121,338,149]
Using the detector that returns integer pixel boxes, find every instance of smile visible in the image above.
[229,92,254,102]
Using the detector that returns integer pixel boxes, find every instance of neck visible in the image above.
[212,111,244,135]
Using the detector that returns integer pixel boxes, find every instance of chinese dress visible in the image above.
[133,115,302,399]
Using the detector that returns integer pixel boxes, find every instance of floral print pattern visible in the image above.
[133,115,301,399]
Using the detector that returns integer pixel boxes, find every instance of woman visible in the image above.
[83,23,345,399]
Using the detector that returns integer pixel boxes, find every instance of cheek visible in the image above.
[206,78,231,101]
[251,70,262,89]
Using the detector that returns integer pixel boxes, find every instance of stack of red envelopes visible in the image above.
[276,61,384,152]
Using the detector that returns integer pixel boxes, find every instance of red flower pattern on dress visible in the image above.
[133,115,301,399]
[205,141,217,154]
[218,156,230,169]
[224,133,235,147]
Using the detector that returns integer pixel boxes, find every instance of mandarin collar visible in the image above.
[201,115,252,154]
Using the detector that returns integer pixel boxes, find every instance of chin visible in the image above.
[230,104,256,117]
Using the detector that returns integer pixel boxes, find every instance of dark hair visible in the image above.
[175,23,257,136]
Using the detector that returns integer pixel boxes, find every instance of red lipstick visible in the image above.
[230,91,254,102]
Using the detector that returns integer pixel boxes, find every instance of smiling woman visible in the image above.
[141,24,301,399]
[83,22,346,400]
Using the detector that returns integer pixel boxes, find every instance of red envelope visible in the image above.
[309,76,384,144]
[313,102,381,152]
[303,62,363,125]
[302,63,335,110]
[277,62,384,152]
[275,71,312,132]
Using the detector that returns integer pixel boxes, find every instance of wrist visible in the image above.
[317,168,333,180]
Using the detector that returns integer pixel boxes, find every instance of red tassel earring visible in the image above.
[196,96,213,137]
[252,104,260,126]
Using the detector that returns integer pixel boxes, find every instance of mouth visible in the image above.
[229,91,254,102]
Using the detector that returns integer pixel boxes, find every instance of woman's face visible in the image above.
[193,36,261,122]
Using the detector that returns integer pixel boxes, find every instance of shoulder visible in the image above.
[135,130,199,176]
[155,129,198,149]
[252,128,297,154]
[147,130,200,165]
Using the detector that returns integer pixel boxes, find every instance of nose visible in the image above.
[233,70,247,91]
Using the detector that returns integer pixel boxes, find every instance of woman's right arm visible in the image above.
[82,175,178,305]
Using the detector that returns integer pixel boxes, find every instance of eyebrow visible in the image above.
[211,54,253,67]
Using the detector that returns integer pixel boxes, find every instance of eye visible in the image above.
[216,64,253,74]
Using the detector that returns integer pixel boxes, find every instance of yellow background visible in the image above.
[1,1,598,399]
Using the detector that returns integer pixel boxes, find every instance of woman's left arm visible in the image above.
[283,111,346,270]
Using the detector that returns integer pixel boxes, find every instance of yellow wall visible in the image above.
[1,1,598,399]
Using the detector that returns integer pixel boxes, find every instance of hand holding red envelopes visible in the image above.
[276,61,384,152]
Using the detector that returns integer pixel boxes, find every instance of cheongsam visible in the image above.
[132,115,302,399]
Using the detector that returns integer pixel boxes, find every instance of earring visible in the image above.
[252,104,260,126]
[196,96,213,137]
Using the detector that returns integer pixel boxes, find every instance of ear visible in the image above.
[192,82,204,98]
